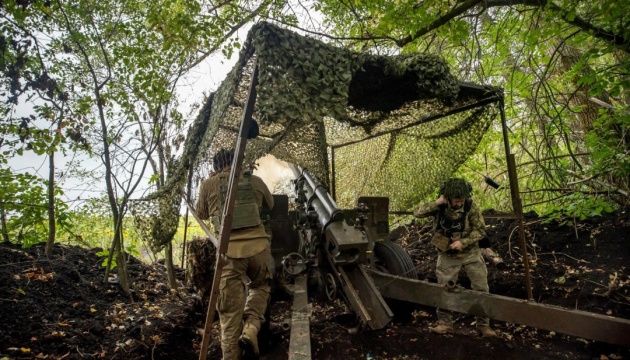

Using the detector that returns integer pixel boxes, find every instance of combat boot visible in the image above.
[478,325,498,338]
[239,322,259,359]
[429,323,453,334]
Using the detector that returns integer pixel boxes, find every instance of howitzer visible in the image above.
[261,167,630,359]
[269,167,417,332]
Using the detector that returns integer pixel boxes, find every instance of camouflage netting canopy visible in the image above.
[143,22,502,250]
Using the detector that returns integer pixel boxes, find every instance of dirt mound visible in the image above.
[0,209,629,359]
[397,209,630,319]
[0,242,202,360]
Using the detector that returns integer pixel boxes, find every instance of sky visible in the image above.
[7,18,311,211]
[5,1,328,214]
[8,52,239,210]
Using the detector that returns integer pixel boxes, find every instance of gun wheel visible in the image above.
[373,240,417,319]
[373,241,417,279]
[324,273,337,301]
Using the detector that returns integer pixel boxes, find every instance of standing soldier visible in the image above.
[413,178,497,338]
[197,148,274,359]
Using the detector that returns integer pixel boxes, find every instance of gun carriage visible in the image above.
[259,167,630,360]
[270,167,416,332]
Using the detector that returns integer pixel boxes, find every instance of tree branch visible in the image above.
[397,0,484,47]
[545,2,629,52]
[395,0,629,52]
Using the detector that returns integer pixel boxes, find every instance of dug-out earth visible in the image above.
[1,209,629,359]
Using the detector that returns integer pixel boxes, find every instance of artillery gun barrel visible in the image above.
[297,167,343,228]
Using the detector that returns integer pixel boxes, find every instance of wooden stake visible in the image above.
[198,64,259,360]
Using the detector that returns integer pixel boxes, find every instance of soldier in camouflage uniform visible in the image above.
[414,178,497,338]
[197,148,274,360]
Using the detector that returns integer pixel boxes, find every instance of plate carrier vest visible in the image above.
[215,170,262,231]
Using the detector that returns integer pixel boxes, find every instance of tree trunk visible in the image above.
[116,223,131,296]
[557,42,629,203]
[557,43,603,139]
[45,151,56,256]
[165,241,178,290]
[0,207,9,242]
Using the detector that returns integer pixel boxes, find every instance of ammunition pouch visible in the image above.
[431,232,451,252]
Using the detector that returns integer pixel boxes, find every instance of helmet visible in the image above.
[213,148,234,171]
[441,178,471,200]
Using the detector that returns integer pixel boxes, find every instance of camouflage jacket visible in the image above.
[413,200,487,256]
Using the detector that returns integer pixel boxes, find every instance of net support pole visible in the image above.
[181,166,194,269]
[330,146,336,201]
[499,97,533,301]
[199,63,259,360]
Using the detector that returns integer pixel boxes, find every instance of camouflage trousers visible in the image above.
[218,245,272,360]
[435,248,490,327]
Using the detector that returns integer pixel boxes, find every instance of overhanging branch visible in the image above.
[395,0,628,52]
[396,0,484,47]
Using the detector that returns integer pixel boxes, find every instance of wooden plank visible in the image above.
[289,275,312,360]
[369,270,630,347]
[185,199,218,248]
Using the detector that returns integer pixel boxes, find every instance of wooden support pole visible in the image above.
[181,166,194,269]
[500,98,533,300]
[198,64,259,360]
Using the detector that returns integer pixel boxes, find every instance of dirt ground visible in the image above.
[1,209,629,360]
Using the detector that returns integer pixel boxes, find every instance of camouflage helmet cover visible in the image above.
[440,178,472,199]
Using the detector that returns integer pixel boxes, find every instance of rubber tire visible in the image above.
[373,241,417,279]
[373,241,417,319]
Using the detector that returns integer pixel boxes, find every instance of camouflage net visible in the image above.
[186,237,216,299]
[140,22,501,251]
[130,192,181,253]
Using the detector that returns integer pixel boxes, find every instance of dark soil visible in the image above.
[1,209,629,360]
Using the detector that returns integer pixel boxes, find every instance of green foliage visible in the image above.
[540,192,616,226]
[96,249,117,270]
[314,0,630,212]
[0,167,69,247]
[585,109,630,178]
[2,1,307,264]
[60,197,144,252]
